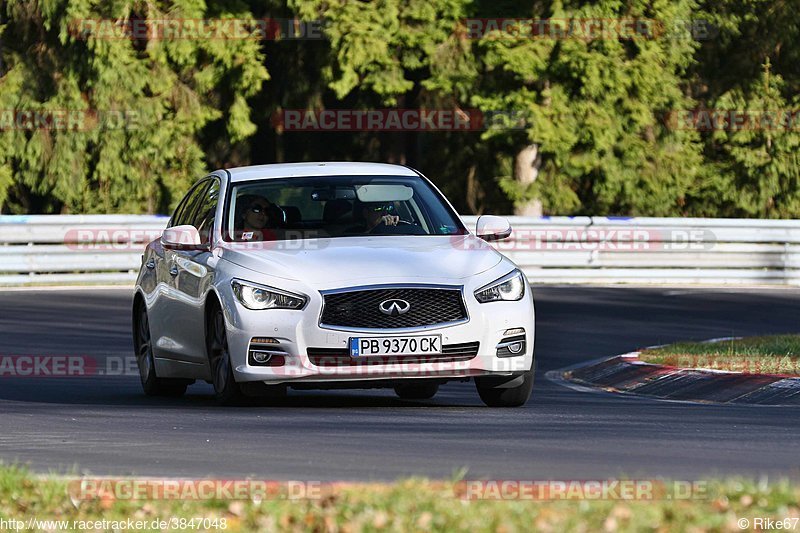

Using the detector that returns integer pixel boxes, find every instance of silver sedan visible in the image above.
[133,162,535,406]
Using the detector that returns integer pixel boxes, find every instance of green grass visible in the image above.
[639,334,800,376]
[1,465,800,531]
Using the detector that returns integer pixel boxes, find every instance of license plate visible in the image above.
[349,335,442,357]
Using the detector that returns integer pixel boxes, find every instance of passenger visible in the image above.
[236,194,284,239]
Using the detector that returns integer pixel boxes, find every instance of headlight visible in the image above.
[231,280,307,310]
[474,269,526,303]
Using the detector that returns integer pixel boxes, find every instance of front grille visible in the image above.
[307,342,479,367]
[320,287,467,329]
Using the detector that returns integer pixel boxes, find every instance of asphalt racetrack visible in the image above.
[0,286,798,480]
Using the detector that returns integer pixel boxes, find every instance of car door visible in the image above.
[163,177,220,364]
[147,181,207,361]
[149,179,212,362]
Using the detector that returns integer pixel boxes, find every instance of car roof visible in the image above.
[220,162,419,183]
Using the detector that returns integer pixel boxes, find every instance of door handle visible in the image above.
[169,265,179,277]
[145,258,156,270]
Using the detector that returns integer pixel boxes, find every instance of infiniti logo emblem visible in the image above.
[379,298,411,316]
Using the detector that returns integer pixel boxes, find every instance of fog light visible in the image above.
[496,334,526,358]
[251,351,273,364]
[504,328,525,336]
[249,338,287,366]
[507,342,523,354]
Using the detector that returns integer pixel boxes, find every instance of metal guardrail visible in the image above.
[1,214,799,286]
[0,215,167,286]
[471,216,800,285]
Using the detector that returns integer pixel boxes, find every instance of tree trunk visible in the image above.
[514,143,543,217]
[465,164,483,215]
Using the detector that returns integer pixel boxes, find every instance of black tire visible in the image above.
[475,370,534,407]
[206,302,247,405]
[394,382,439,400]
[133,303,189,397]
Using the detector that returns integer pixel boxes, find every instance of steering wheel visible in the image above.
[275,205,287,225]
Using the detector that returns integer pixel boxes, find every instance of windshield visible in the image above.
[224,175,467,241]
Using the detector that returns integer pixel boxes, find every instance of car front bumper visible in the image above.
[219,275,535,385]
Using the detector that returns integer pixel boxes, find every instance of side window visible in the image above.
[191,178,220,245]
[169,192,192,228]
[170,180,210,228]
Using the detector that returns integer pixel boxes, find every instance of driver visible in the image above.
[349,201,400,233]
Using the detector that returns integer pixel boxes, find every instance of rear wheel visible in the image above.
[207,303,247,405]
[394,382,439,400]
[133,304,188,397]
[475,370,533,407]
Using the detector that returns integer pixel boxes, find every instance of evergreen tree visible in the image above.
[689,61,800,217]
[0,0,268,213]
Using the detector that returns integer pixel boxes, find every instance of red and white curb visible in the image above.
[546,339,800,406]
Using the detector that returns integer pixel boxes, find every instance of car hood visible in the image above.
[217,235,504,288]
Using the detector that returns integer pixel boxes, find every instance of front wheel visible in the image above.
[475,370,534,407]
[133,304,189,397]
[207,304,246,405]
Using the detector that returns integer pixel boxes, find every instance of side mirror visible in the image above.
[161,225,208,251]
[476,215,512,242]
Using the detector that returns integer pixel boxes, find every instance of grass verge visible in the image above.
[639,334,800,376]
[1,465,799,531]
